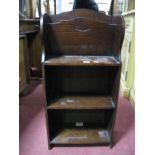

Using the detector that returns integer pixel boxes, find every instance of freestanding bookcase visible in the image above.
[41,9,124,149]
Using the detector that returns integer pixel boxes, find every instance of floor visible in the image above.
[19,81,135,155]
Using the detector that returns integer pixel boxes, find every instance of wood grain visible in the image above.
[47,96,115,110]
[44,17,115,56]
[44,56,120,66]
[41,9,125,148]
[50,128,110,145]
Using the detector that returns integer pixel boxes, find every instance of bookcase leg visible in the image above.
[109,142,113,148]
[48,144,54,150]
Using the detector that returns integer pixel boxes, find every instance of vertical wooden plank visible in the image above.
[30,0,37,18]
[109,0,114,15]
[38,0,42,17]
[25,0,31,18]
[30,0,33,18]
[47,0,50,14]
[19,35,30,93]
[54,0,56,14]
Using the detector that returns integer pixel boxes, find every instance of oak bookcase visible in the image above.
[41,9,124,149]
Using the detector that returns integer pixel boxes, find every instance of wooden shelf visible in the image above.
[50,128,110,145]
[19,18,40,22]
[44,56,120,66]
[19,30,38,35]
[47,96,115,110]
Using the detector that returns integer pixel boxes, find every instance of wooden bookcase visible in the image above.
[19,19,42,78]
[19,35,30,93]
[41,9,124,149]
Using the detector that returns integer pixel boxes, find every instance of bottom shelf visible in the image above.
[50,128,110,145]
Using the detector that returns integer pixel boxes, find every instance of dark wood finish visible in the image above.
[109,0,114,15]
[50,128,110,145]
[47,96,114,110]
[41,9,124,149]
[38,0,41,17]
[19,20,42,77]
[44,66,118,99]
[54,0,56,14]
[43,14,124,57]
[44,56,120,66]
[19,30,38,35]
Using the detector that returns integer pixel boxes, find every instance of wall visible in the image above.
[120,10,135,107]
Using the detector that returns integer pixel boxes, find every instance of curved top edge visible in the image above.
[43,9,124,26]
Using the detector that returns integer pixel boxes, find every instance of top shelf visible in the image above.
[44,56,120,66]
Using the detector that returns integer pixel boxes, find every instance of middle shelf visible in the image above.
[44,55,120,66]
[47,96,115,110]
